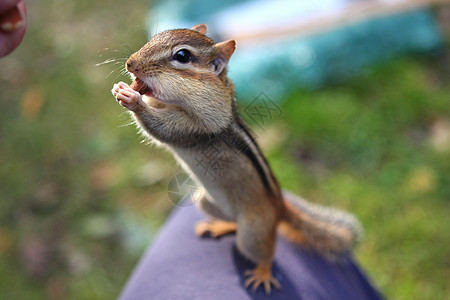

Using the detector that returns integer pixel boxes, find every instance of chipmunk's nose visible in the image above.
[126,57,137,73]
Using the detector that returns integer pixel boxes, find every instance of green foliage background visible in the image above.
[0,1,448,299]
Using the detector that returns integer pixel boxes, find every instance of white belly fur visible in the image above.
[171,147,234,219]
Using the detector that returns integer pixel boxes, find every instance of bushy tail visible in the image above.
[278,191,362,260]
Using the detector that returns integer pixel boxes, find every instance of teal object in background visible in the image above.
[149,1,445,102]
[230,9,444,101]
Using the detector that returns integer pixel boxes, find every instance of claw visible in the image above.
[244,265,281,294]
[194,221,210,237]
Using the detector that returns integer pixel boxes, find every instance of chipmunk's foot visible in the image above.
[112,82,143,111]
[195,220,237,238]
[244,264,281,295]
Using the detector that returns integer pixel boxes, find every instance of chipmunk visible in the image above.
[111,24,362,294]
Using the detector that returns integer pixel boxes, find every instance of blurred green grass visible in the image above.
[0,1,449,299]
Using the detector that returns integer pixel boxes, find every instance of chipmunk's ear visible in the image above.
[212,40,236,75]
[191,24,208,35]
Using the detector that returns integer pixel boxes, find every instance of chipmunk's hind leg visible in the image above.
[236,211,281,294]
[244,262,281,294]
[195,220,237,238]
[195,194,237,238]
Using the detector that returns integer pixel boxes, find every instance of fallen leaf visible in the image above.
[20,236,52,278]
[429,118,450,153]
[0,228,14,256]
[90,160,118,192]
[402,166,437,194]
[46,276,67,300]
[21,87,45,119]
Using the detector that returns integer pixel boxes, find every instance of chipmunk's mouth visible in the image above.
[130,78,177,111]
[130,78,151,95]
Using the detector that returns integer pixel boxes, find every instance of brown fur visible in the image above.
[112,24,362,294]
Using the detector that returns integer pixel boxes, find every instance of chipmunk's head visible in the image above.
[126,24,237,139]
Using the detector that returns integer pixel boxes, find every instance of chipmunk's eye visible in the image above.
[173,49,191,63]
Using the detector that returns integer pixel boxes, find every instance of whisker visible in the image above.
[97,54,128,61]
[96,58,127,67]
[147,9,159,37]
[133,22,152,40]
[97,36,136,82]
[106,66,126,79]
[112,67,129,82]
[118,110,132,122]
[98,47,131,59]
[109,35,134,55]
[106,69,119,79]
[118,67,128,76]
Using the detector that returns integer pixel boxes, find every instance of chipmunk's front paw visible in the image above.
[112,82,143,111]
